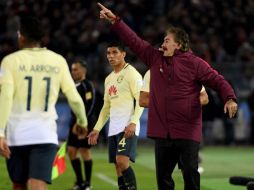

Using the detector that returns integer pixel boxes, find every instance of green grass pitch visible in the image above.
[0,145,253,190]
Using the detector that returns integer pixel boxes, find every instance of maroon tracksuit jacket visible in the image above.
[112,20,236,142]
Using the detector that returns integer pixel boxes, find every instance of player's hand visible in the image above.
[72,123,88,139]
[124,123,136,138]
[97,2,117,24]
[224,99,238,118]
[87,129,100,145]
[0,137,11,159]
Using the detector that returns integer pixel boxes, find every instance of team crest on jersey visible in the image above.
[117,75,124,83]
[108,85,118,97]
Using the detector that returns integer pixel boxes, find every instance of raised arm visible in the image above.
[97,3,117,24]
[97,3,159,67]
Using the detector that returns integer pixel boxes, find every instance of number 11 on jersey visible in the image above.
[24,76,51,111]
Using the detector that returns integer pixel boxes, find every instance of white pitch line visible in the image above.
[95,173,118,187]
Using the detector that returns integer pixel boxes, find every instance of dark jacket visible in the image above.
[70,79,96,130]
[111,20,236,142]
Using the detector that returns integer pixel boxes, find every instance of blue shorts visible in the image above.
[108,132,137,163]
[6,143,58,184]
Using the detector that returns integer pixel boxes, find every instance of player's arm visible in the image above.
[0,59,13,158]
[124,72,144,138]
[88,89,110,145]
[130,74,144,125]
[60,61,88,128]
[65,89,87,126]
[93,90,110,132]
[0,84,13,137]
[139,91,149,108]
[64,87,89,138]
[200,86,209,106]
[129,91,144,125]
[87,100,110,145]
[139,71,150,108]
[125,84,144,138]
[0,58,14,138]
[0,84,14,159]
[131,96,144,125]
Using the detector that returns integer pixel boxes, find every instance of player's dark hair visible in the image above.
[19,16,44,43]
[107,40,126,52]
[166,26,190,52]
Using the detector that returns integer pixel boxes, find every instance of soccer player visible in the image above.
[97,3,237,190]
[0,17,88,190]
[67,60,95,190]
[88,41,144,190]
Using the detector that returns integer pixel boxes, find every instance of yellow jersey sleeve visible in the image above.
[0,57,14,85]
[60,60,88,128]
[94,78,110,131]
[64,88,88,127]
[127,68,144,124]
[0,57,14,137]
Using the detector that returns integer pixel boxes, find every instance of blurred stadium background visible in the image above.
[0,0,254,189]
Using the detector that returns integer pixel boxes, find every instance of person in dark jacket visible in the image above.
[67,60,95,190]
[97,3,238,190]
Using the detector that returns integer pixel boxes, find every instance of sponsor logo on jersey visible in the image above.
[108,85,117,96]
